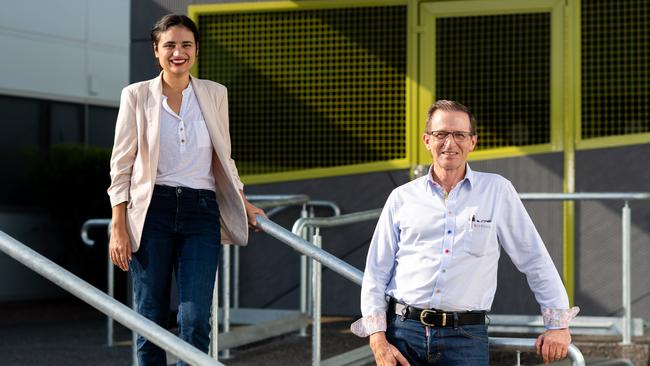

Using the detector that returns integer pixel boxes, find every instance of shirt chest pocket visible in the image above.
[191,119,213,148]
[464,221,495,257]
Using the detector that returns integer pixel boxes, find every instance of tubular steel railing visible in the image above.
[256,216,586,366]
[0,231,223,366]
[518,192,650,345]
[80,194,341,360]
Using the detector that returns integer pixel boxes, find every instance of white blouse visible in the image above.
[155,83,215,191]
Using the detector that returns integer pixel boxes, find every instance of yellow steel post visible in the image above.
[562,0,580,305]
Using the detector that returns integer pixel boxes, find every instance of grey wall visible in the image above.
[0,211,66,301]
[574,143,650,319]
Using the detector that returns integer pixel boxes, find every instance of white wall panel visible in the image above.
[88,0,129,47]
[0,33,87,98]
[0,0,85,41]
[0,0,128,105]
[88,47,129,100]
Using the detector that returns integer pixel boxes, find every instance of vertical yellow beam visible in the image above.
[562,0,580,305]
[407,0,420,175]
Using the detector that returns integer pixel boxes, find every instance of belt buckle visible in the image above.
[419,309,447,327]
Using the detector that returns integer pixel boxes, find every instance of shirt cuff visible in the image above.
[350,312,387,337]
[542,306,580,329]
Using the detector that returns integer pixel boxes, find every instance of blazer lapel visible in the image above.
[191,77,228,165]
[146,74,163,187]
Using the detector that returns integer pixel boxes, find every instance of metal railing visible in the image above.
[489,337,585,366]
[292,209,379,363]
[0,231,223,366]
[81,194,342,361]
[518,192,650,345]
[256,216,586,366]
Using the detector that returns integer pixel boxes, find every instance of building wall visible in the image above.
[0,0,129,301]
[128,1,650,321]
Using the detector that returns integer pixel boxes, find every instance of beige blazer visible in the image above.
[107,74,248,251]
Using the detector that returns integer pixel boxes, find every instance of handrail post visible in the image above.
[622,201,631,345]
[233,245,240,309]
[312,229,322,366]
[299,204,309,337]
[210,269,219,360]
[107,230,115,347]
[221,245,231,358]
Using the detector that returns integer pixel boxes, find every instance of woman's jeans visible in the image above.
[130,185,221,366]
[386,312,489,366]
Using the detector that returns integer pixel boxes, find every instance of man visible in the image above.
[351,100,579,365]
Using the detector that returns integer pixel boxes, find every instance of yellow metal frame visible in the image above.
[419,0,576,302]
[577,133,650,151]
[417,0,565,166]
[563,0,579,305]
[188,0,412,184]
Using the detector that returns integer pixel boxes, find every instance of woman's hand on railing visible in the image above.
[535,328,571,364]
[244,202,266,232]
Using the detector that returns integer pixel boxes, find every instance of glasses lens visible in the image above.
[434,132,450,140]
[453,132,467,141]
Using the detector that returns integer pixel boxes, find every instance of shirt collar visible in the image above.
[161,81,194,100]
[423,163,475,193]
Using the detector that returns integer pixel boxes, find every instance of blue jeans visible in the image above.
[130,185,221,366]
[386,312,489,366]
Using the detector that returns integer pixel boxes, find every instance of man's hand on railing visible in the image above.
[369,332,410,366]
[535,328,571,364]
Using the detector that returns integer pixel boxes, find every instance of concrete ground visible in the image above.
[0,299,367,366]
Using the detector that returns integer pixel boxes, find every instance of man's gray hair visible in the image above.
[425,100,476,135]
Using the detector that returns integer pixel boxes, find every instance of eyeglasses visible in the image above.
[425,130,474,142]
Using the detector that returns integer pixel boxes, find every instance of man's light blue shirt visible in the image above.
[351,165,578,337]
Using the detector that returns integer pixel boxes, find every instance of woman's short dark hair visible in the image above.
[151,14,200,46]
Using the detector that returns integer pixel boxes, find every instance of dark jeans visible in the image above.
[130,185,221,366]
[386,312,489,366]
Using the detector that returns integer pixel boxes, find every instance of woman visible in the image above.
[107,14,264,365]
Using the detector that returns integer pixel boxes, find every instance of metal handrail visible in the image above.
[266,199,341,218]
[292,209,380,235]
[261,217,363,285]
[0,230,223,366]
[222,195,340,357]
[256,216,586,366]
[81,218,111,246]
[79,194,322,358]
[489,337,585,366]
[519,192,650,345]
[519,192,650,200]
[246,194,309,209]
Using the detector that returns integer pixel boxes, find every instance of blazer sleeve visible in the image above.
[218,89,244,191]
[107,86,138,207]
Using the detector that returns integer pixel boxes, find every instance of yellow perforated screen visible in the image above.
[581,0,650,139]
[435,13,551,150]
[197,6,407,176]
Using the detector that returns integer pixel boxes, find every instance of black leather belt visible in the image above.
[388,299,486,328]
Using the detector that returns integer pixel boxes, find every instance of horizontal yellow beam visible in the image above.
[241,159,410,185]
[468,144,558,161]
[577,133,650,151]
[189,0,407,16]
